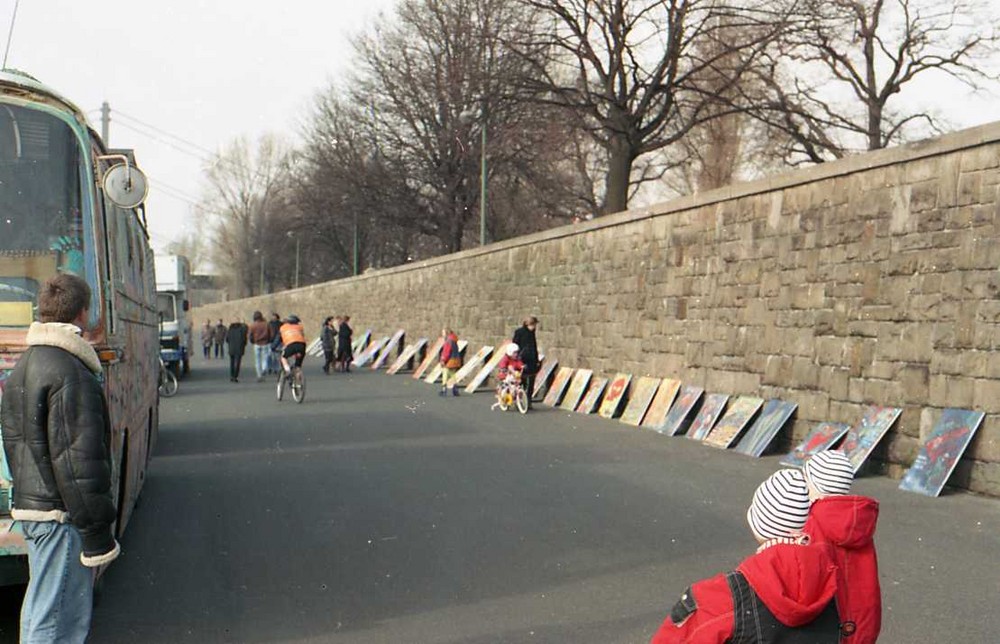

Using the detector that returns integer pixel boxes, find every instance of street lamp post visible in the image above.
[479,121,487,246]
[353,211,359,276]
[287,231,301,288]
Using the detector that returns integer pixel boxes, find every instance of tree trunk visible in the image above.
[602,138,633,215]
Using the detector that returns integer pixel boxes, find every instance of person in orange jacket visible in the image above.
[278,314,307,374]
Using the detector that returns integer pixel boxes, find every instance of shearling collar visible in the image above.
[26,322,102,374]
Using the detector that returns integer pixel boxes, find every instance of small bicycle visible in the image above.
[158,357,178,398]
[493,371,529,414]
[276,351,306,404]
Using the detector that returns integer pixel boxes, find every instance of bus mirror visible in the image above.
[183,300,190,312]
[102,162,149,209]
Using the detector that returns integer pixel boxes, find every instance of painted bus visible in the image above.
[0,71,159,585]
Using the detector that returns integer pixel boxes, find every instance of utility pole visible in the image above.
[295,238,300,289]
[259,254,265,295]
[353,211,359,277]
[100,101,111,144]
[479,122,487,246]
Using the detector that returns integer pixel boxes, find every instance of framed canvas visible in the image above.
[387,338,428,375]
[452,346,494,386]
[733,400,799,457]
[560,369,593,411]
[353,336,389,367]
[543,367,575,406]
[464,340,512,393]
[779,422,851,468]
[899,408,986,497]
[660,386,705,436]
[371,330,405,370]
[306,337,323,357]
[839,406,903,473]
[687,393,729,441]
[576,377,608,414]
[351,329,372,355]
[619,377,662,426]
[704,396,764,448]
[598,374,632,419]
[532,358,559,399]
[413,337,445,379]
[641,379,682,431]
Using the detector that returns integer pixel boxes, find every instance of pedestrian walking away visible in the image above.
[321,316,336,374]
[337,315,353,372]
[0,274,120,643]
[267,313,283,373]
[201,318,214,359]
[439,327,463,397]
[513,316,539,408]
[213,318,227,359]
[226,316,249,382]
[248,310,273,382]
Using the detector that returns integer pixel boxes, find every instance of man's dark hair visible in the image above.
[253,311,263,322]
[38,273,91,324]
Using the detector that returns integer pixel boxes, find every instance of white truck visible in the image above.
[155,255,193,375]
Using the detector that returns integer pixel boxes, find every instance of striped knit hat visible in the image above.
[804,450,854,497]
[746,469,811,542]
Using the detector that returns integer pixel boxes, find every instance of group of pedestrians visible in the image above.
[320,315,354,374]
[437,316,540,402]
[201,319,228,359]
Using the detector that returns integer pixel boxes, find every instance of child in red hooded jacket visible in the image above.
[802,450,882,644]
[650,469,842,644]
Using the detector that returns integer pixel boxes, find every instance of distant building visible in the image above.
[188,274,229,307]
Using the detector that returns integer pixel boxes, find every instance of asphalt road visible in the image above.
[3,356,1000,643]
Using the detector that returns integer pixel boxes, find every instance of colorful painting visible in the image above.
[351,329,372,355]
[387,338,428,375]
[353,336,389,367]
[619,377,662,426]
[463,340,511,393]
[425,340,468,383]
[658,386,705,436]
[306,337,324,357]
[704,396,764,448]
[543,367,575,406]
[452,345,494,386]
[779,422,851,468]
[687,393,730,441]
[900,408,986,497]
[576,377,608,414]
[371,330,406,370]
[413,337,445,380]
[560,369,593,411]
[641,379,682,431]
[532,357,559,399]
[598,373,632,419]
[733,400,798,457]
[839,406,903,473]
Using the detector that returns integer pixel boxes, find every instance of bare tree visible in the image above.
[752,0,1000,163]
[164,232,208,274]
[513,0,792,214]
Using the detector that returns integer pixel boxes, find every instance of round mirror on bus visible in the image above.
[103,163,149,209]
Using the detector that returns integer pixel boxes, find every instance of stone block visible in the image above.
[974,378,1000,413]
[959,147,1000,172]
[958,171,985,206]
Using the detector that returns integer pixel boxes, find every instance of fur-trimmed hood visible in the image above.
[26,322,102,374]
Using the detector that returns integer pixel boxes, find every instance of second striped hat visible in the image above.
[746,469,811,542]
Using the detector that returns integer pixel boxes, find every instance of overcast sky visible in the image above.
[3,0,999,255]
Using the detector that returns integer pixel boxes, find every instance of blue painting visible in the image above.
[734,400,798,457]
[840,406,902,474]
[660,386,704,436]
[899,409,985,497]
[687,393,729,441]
[779,422,851,468]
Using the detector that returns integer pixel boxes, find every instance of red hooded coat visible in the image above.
[802,495,881,644]
[650,543,840,644]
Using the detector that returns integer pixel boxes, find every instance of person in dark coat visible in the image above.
[0,274,119,643]
[512,316,539,407]
[226,317,249,382]
[321,316,336,374]
[267,313,283,374]
[213,319,227,359]
[337,315,353,372]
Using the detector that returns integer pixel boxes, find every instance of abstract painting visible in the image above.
[734,400,799,457]
[619,377,662,426]
[543,367,575,406]
[371,330,406,370]
[576,377,608,414]
[839,406,903,473]
[704,396,764,448]
[660,386,705,436]
[560,369,593,411]
[413,338,445,379]
[464,340,512,393]
[532,358,560,399]
[687,393,729,441]
[387,338,428,375]
[598,373,632,419]
[452,345,495,386]
[779,422,851,468]
[353,336,389,368]
[899,408,985,497]
[641,379,682,432]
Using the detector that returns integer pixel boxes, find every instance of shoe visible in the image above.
[452,389,459,397]
[438,389,446,397]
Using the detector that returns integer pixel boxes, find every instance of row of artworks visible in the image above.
[316,331,986,499]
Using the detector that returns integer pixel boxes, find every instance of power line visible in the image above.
[2,0,20,69]
[114,109,216,158]
[114,119,212,163]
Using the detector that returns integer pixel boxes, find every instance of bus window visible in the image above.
[156,292,176,323]
[0,103,98,327]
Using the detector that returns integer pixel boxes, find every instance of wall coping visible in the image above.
[247,119,1000,301]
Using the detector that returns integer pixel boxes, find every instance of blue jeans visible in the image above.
[254,344,270,379]
[19,521,93,644]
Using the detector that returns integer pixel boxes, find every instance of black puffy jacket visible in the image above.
[1,340,117,559]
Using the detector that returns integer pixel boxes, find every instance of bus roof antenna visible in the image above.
[2,0,20,70]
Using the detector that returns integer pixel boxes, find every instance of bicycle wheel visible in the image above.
[291,369,306,403]
[159,369,178,398]
[276,371,285,401]
[515,387,529,414]
[497,388,510,411]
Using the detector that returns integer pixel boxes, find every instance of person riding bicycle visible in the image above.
[497,343,525,386]
[278,314,307,373]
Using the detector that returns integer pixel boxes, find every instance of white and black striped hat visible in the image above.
[746,469,811,542]
[804,450,854,497]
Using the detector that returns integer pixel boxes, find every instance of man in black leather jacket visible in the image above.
[1,273,119,643]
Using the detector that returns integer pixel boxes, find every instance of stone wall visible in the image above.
[195,122,1000,496]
